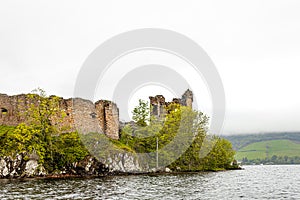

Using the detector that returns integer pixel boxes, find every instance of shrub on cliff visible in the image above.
[0,124,89,171]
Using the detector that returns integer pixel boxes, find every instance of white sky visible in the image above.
[1,0,300,134]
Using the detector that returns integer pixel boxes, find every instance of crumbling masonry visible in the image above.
[149,89,193,119]
[0,94,119,140]
[0,89,193,140]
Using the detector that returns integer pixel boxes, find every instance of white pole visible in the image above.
[156,137,158,169]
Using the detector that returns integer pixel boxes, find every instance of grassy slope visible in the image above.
[235,139,300,160]
[224,132,300,150]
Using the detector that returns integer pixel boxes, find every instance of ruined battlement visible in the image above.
[149,89,193,119]
[0,94,119,140]
[149,95,166,118]
[0,89,193,140]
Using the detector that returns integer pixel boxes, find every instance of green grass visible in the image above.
[235,139,300,160]
[224,132,300,150]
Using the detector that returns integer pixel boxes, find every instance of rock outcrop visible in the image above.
[0,152,144,178]
[0,153,46,178]
[100,152,143,173]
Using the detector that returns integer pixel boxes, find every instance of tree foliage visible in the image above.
[132,99,149,127]
[0,89,89,172]
[0,92,237,173]
[121,101,236,171]
[242,155,300,165]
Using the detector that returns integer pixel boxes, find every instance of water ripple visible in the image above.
[0,165,299,199]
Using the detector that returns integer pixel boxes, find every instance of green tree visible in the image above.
[3,123,46,161]
[165,105,208,170]
[4,88,68,168]
[50,132,89,170]
[120,100,236,171]
[132,99,149,127]
[201,137,235,170]
[0,89,92,172]
[25,88,66,163]
[122,102,220,170]
[119,124,134,146]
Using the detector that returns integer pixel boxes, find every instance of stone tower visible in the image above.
[149,95,166,119]
[149,89,194,119]
[181,89,193,108]
[95,100,119,140]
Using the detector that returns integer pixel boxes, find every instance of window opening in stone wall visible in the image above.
[90,112,97,119]
[1,108,8,115]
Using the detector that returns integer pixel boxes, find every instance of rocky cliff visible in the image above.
[0,152,143,178]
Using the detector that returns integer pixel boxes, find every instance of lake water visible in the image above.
[0,165,299,199]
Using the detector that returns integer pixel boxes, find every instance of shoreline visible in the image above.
[0,167,243,181]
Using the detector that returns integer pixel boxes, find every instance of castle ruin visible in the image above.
[149,89,193,119]
[0,94,120,140]
[0,89,193,140]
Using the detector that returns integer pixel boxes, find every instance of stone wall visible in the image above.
[0,89,193,139]
[72,98,103,135]
[0,94,119,140]
[0,94,29,126]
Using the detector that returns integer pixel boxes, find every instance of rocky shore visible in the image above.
[0,152,144,179]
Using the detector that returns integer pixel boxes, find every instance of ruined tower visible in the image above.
[181,89,193,108]
[149,89,194,119]
[95,100,119,140]
[149,95,166,119]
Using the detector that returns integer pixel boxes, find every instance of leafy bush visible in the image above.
[0,124,90,172]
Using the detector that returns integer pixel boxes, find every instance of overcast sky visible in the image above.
[1,0,300,135]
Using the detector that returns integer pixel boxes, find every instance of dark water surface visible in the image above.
[0,165,299,199]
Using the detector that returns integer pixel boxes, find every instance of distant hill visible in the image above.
[223,132,300,164]
[235,139,300,160]
[223,132,300,150]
